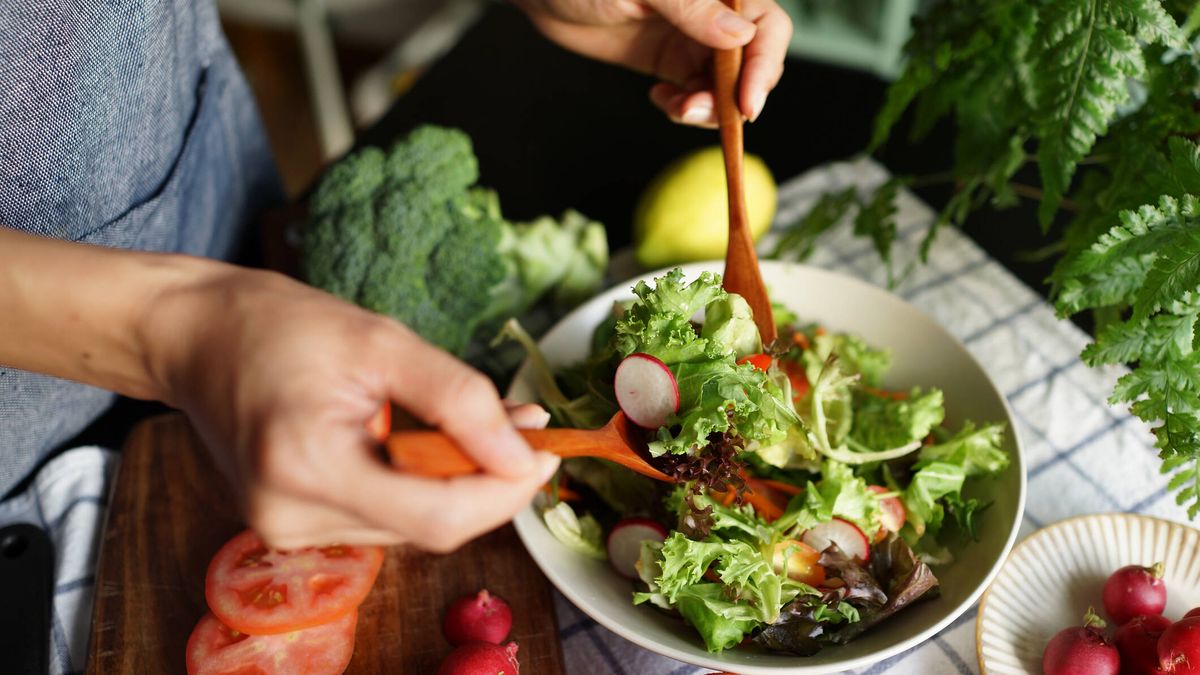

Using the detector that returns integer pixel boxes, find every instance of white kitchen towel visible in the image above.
[0,445,116,675]
[554,158,1186,674]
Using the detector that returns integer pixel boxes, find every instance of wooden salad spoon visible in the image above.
[714,0,777,345]
[386,412,673,482]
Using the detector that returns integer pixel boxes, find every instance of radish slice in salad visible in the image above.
[607,518,668,579]
[614,353,679,429]
[802,518,871,562]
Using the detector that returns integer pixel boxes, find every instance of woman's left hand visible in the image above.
[513,0,792,127]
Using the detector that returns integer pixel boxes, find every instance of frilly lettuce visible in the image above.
[614,269,798,456]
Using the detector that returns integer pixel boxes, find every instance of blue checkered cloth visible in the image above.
[553,159,1188,674]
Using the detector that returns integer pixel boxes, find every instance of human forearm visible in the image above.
[0,228,224,402]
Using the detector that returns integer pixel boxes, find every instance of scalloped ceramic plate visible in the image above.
[977,513,1200,673]
[507,261,1026,673]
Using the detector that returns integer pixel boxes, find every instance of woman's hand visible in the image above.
[143,265,559,551]
[513,0,792,126]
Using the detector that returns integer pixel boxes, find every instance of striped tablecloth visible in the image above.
[1,159,1189,675]
[554,158,1188,674]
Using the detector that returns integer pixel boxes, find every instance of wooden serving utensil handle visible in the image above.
[386,428,602,477]
[714,0,778,345]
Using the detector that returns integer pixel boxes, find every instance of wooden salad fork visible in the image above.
[714,0,778,345]
[386,412,673,482]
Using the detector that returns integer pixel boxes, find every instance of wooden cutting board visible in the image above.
[86,413,564,673]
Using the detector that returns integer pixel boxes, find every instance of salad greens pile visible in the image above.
[508,269,1010,655]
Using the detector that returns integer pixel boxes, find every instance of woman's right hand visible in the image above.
[142,263,560,551]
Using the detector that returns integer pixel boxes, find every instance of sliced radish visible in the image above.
[607,518,668,579]
[614,353,680,429]
[868,485,906,542]
[802,518,871,562]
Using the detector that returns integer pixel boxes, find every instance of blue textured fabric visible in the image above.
[0,0,283,495]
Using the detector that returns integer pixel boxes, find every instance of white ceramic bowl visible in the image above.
[508,261,1027,673]
[978,513,1200,673]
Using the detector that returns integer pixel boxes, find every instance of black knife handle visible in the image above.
[0,523,52,674]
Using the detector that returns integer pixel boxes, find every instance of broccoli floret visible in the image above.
[303,124,609,357]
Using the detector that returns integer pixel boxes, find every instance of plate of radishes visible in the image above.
[507,261,1026,674]
[977,513,1200,674]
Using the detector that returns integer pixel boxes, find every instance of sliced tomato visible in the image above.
[868,485,907,542]
[205,530,384,635]
[366,402,391,443]
[737,353,773,373]
[769,540,826,586]
[782,359,810,402]
[185,610,357,675]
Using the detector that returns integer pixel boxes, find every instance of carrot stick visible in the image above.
[540,483,581,501]
[753,478,803,496]
[862,385,909,401]
[743,489,783,521]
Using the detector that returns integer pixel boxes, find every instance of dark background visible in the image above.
[64,3,1060,464]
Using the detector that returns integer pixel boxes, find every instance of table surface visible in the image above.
[86,414,564,674]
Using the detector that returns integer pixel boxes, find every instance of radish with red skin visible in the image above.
[1104,562,1168,625]
[1115,614,1173,675]
[442,590,513,646]
[1186,609,1200,621]
[437,641,520,675]
[1159,617,1200,674]
[607,518,667,579]
[1043,608,1120,675]
[614,353,679,429]
[868,485,906,542]
[801,518,871,562]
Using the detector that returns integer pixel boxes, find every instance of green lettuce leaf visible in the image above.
[651,359,798,456]
[915,421,1009,477]
[701,293,763,359]
[614,269,727,364]
[901,461,967,538]
[851,388,946,450]
[541,502,606,559]
[774,459,883,537]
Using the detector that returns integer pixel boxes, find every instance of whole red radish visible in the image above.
[443,590,513,646]
[1159,617,1200,674]
[1105,562,1168,625]
[1115,614,1172,675]
[1043,608,1120,675]
[1186,609,1200,621]
[438,641,519,675]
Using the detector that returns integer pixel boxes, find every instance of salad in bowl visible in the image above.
[502,266,1014,660]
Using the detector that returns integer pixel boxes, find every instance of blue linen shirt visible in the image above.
[0,0,283,495]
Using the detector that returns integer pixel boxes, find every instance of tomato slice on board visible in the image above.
[205,530,384,635]
[185,610,357,675]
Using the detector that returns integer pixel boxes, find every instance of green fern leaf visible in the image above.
[770,187,857,261]
[1034,0,1147,227]
[1108,0,1188,46]
[853,179,902,268]
[1133,227,1200,320]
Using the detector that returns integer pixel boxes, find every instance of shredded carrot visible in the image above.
[743,489,783,521]
[862,385,909,401]
[814,327,827,336]
[792,332,811,350]
[753,478,803,496]
[540,483,581,501]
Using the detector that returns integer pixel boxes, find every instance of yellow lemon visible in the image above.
[634,147,777,269]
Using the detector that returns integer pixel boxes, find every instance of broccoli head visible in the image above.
[303,124,609,357]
